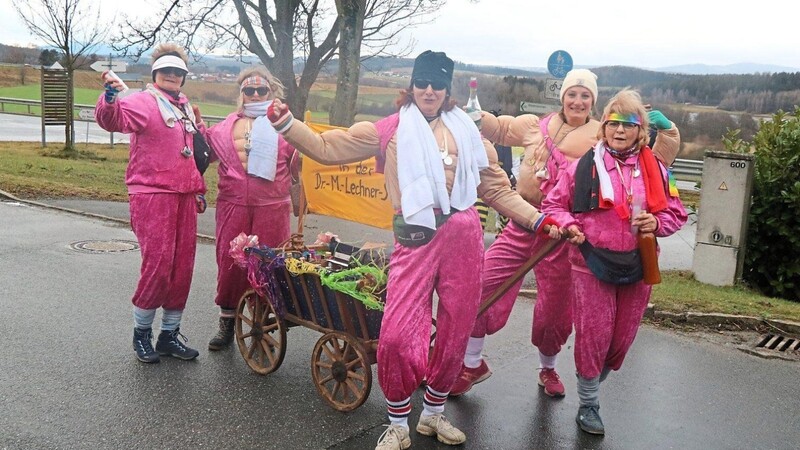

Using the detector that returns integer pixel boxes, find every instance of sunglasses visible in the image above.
[242,86,270,96]
[158,67,187,77]
[413,79,447,91]
[606,121,639,131]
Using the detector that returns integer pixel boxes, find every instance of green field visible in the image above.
[0,85,237,119]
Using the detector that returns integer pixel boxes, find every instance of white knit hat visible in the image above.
[560,69,598,105]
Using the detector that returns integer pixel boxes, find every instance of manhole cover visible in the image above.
[69,239,140,254]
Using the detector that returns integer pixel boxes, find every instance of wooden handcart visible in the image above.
[235,239,386,412]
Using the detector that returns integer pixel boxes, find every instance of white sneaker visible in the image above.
[416,413,466,445]
[375,424,410,450]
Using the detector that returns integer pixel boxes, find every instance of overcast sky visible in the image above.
[2,0,798,71]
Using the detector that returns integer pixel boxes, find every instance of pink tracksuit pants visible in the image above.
[471,220,572,356]
[572,268,651,379]
[129,193,197,311]
[214,199,292,310]
[377,208,484,402]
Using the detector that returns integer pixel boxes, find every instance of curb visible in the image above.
[645,304,800,336]
[0,189,216,243]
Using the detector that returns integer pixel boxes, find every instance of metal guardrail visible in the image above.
[0,97,227,125]
[672,158,704,182]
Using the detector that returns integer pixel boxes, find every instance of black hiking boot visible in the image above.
[133,327,160,364]
[155,328,199,360]
[208,317,235,351]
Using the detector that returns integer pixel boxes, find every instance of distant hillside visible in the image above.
[656,63,800,75]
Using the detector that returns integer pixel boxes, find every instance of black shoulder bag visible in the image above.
[189,121,211,175]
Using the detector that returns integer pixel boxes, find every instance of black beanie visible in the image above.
[411,50,454,92]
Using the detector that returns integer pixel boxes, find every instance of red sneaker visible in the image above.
[450,360,492,396]
[538,368,565,397]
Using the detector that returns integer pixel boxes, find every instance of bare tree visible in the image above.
[112,0,445,123]
[12,0,106,150]
[330,0,444,126]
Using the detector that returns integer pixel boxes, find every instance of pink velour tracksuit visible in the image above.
[206,113,298,310]
[95,88,205,311]
[275,110,545,407]
[542,149,687,379]
[473,114,573,357]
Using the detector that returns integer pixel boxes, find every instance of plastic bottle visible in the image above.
[465,77,481,127]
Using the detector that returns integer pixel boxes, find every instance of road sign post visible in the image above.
[547,50,573,78]
[90,60,127,73]
[544,78,563,100]
[519,101,558,115]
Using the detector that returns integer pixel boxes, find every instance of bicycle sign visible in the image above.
[547,50,573,78]
[544,78,562,100]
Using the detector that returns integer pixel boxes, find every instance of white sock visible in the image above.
[388,415,409,428]
[539,351,557,369]
[463,336,485,368]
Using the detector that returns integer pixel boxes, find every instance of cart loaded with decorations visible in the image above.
[230,229,390,412]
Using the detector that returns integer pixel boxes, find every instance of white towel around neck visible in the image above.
[247,115,280,181]
[146,84,195,133]
[396,103,489,230]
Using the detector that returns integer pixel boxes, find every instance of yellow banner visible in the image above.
[301,116,393,230]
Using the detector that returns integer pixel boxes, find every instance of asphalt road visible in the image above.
[1,200,798,450]
[0,112,129,146]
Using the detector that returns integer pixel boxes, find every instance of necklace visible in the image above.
[243,118,253,155]
[433,119,452,166]
[553,116,587,147]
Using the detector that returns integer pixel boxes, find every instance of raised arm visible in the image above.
[267,99,380,165]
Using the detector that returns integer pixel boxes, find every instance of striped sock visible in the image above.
[386,397,411,428]
[220,307,236,319]
[421,385,448,417]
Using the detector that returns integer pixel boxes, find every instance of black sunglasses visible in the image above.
[158,67,187,77]
[413,79,447,91]
[242,86,270,96]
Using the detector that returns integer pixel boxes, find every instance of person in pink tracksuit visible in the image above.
[542,89,687,436]
[452,71,681,399]
[95,43,206,364]
[204,67,299,350]
[266,50,558,450]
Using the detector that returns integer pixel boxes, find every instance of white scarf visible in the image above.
[146,84,195,133]
[243,100,270,118]
[397,103,488,230]
[247,107,280,181]
[592,140,615,205]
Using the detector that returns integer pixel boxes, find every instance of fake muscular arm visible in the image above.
[477,136,545,231]
[271,102,380,165]
[651,126,680,166]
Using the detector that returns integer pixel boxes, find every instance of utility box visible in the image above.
[692,151,755,286]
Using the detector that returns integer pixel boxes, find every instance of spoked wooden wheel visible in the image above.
[235,289,287,375]
[311,331,372,412]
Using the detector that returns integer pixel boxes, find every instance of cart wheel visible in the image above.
[235,289,287,375]
[311,331,372,412]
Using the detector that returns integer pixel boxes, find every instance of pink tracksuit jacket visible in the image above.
[542,149,687,378]
[206,113,298,310]
[95,88,205,311]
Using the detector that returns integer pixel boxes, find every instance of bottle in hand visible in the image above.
[465,77,481,127]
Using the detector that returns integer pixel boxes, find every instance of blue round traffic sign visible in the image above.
[547,50,573,78]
